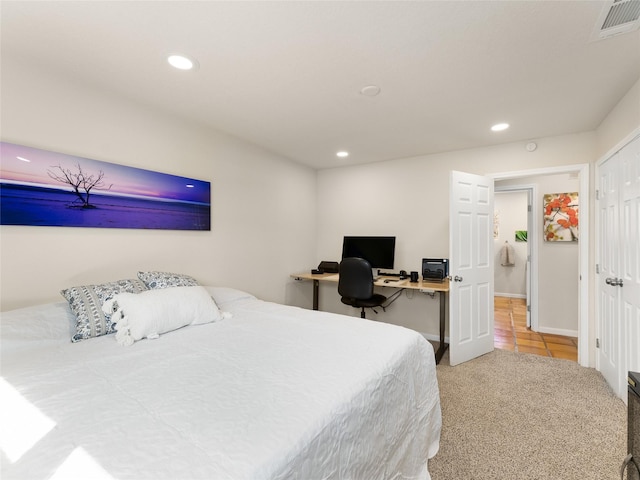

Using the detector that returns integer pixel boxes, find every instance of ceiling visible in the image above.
[1,1,639,169]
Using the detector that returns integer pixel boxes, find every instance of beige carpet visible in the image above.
[428,349,627,480]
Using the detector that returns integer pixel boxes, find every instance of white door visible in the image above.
[597,154,621,395]
[621,136,640,377]
[449,171,494,366]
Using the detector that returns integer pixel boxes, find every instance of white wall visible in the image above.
[0,56,318,310]
[493,191,528,298]
[596,78,640,159]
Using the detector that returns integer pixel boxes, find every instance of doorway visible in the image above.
[493,179,580,362]
[492,186,579,361]
[493,187,534,328]
[491,164,589,366]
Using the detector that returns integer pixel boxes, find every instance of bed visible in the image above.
[1,285,441,480]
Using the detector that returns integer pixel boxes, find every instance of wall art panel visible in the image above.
[543,192,578,242]
[0,142,211,230]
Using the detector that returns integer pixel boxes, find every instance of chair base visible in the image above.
[341,294,387,319]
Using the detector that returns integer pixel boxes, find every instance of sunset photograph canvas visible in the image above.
[0,142,211,230]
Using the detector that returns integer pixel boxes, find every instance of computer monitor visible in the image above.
[341,236,396,269]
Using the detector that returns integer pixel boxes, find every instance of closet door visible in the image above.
[598,153,621,396]
[621,136,640,377]
[597,134,640,400]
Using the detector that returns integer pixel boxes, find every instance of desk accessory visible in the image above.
[422,258,448,282]
[315,261,340,274]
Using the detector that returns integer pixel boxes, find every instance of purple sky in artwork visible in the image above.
[0,142,210,204]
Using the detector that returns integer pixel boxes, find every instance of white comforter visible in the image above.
[1,287,441,480]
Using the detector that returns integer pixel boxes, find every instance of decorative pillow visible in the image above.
[61,279,148,343]
[103,286,230,346]
[137,271,199,289]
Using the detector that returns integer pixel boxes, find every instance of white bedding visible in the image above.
[1,287,441,480]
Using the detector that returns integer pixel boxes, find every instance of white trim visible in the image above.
[491,164,589,180]
[578,165,589,367]
[594,159,605,375]
[489,164,589,367]
[494,292,526,299]
[537,327,578,338]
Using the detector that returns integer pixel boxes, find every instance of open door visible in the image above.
[449,171,494,366]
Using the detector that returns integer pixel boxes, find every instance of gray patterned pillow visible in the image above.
[137,271,199,289]
[61,279,148,342]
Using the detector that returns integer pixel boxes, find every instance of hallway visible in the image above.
[494,296,578,361]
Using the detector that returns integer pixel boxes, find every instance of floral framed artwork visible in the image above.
[0,142,211,230]
[543,192,578,242]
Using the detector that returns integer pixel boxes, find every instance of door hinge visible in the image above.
[527,305,531,312]
[596,189,600,200]
[527,204,532,212]
[596,338,600,349]
[596,264,600,274]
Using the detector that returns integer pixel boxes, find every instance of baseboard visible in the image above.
[537,326,578,338]
[494,292,526,299]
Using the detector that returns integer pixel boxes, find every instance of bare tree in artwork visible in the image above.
[47,163,112,209]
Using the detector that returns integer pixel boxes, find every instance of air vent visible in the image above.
[590,0,640,41]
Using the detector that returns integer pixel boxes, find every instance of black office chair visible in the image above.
[338,257,387,319]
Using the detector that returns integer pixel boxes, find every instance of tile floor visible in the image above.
[494,296,578,361]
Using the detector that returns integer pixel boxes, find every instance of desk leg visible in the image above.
[434,291,449,364]
[313,279,319,311]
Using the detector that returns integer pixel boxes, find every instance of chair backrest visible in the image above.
[338,257,374,300]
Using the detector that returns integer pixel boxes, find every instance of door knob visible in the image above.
[454,276,463,282]
[606,277,624,287]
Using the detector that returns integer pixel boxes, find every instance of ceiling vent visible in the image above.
[590,0,640,41]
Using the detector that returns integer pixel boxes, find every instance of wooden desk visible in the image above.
[291,272,449,364]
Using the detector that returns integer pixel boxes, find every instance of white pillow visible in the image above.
[205,286,257,307]
[103,286,230,346]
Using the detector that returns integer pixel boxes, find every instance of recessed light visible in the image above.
[167,54,198,71]
[336,151,349,158]
[491,123,510,132]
